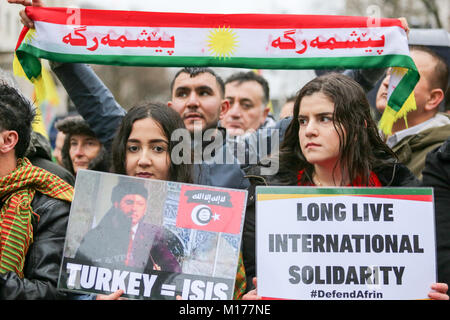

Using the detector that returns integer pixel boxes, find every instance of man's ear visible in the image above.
[0,130,19,154]
[262,106,270,124]
[425,88,445,112]
[219,99,230,120]
[167,101,173,108]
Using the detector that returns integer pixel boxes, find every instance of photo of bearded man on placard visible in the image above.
[75,177,181,273]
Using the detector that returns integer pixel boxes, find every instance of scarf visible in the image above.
[14,7,417,135]
[0,157,73,278]
[233,250,247,300]
[297,169,382,187]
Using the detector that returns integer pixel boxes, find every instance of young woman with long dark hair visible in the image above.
[111,103,192,184]
[241,73,448,300]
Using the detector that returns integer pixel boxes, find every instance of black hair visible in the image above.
[111,177,148,203]
[225,71,270,104]
[278,73,396,186]
[0,81,36,159]
[170,67,225,98]
[111,103,193,183]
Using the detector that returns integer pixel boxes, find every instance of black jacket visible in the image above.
[0,192,71,299]
[241,160,419,292]
[421,137,450,286]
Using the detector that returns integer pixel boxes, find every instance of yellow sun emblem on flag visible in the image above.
[23,29,37,45]
[207,26,238,59]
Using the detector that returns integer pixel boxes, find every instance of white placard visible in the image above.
[256,187,435,300]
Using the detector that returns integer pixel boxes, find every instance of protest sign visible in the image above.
[256,186,435,300]
[58,170,247,300]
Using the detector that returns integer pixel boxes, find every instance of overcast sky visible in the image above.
[81,0,345,15]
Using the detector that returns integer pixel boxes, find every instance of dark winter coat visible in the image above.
[0,192,71,299]
[421,137,450,287]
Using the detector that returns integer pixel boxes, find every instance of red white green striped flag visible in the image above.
[14,7,418,134]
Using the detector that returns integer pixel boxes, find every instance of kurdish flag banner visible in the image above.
[14,7,418,134]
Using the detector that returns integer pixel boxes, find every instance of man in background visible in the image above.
[221,71,272,137]
[376,45,450,179]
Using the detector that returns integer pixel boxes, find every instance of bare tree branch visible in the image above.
[420,0,443,28]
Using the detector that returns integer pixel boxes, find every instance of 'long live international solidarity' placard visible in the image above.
[256,187,435,300]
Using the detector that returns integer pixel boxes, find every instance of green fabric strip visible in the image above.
[256,187,432,196]
[17,43,416,71]
[387,68,421,112]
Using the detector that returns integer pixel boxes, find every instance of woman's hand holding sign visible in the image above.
[428,283,449,300]
[242,278,261,300]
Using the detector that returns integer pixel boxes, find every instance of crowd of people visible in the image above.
[1,0,449,300]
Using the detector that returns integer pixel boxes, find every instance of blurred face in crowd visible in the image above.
[298,92,343,171]
[375,68,391,114]
[168,72,229,133]
[125,117,170,181]
[279,100,295,119]
[406,49,441,120]
[69,134,101,174]
[222,80,269,136]
[116,194,147,225]
[376,49,441,125]
[53,131,65,166]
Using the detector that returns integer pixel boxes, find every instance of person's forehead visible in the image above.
[69,133,98,141]
[121,194,146,202]
[173,72,221,92]
[299,92,334,114]
[225,80,264,100]
[129,117,167,142]
[411,50,436,78]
